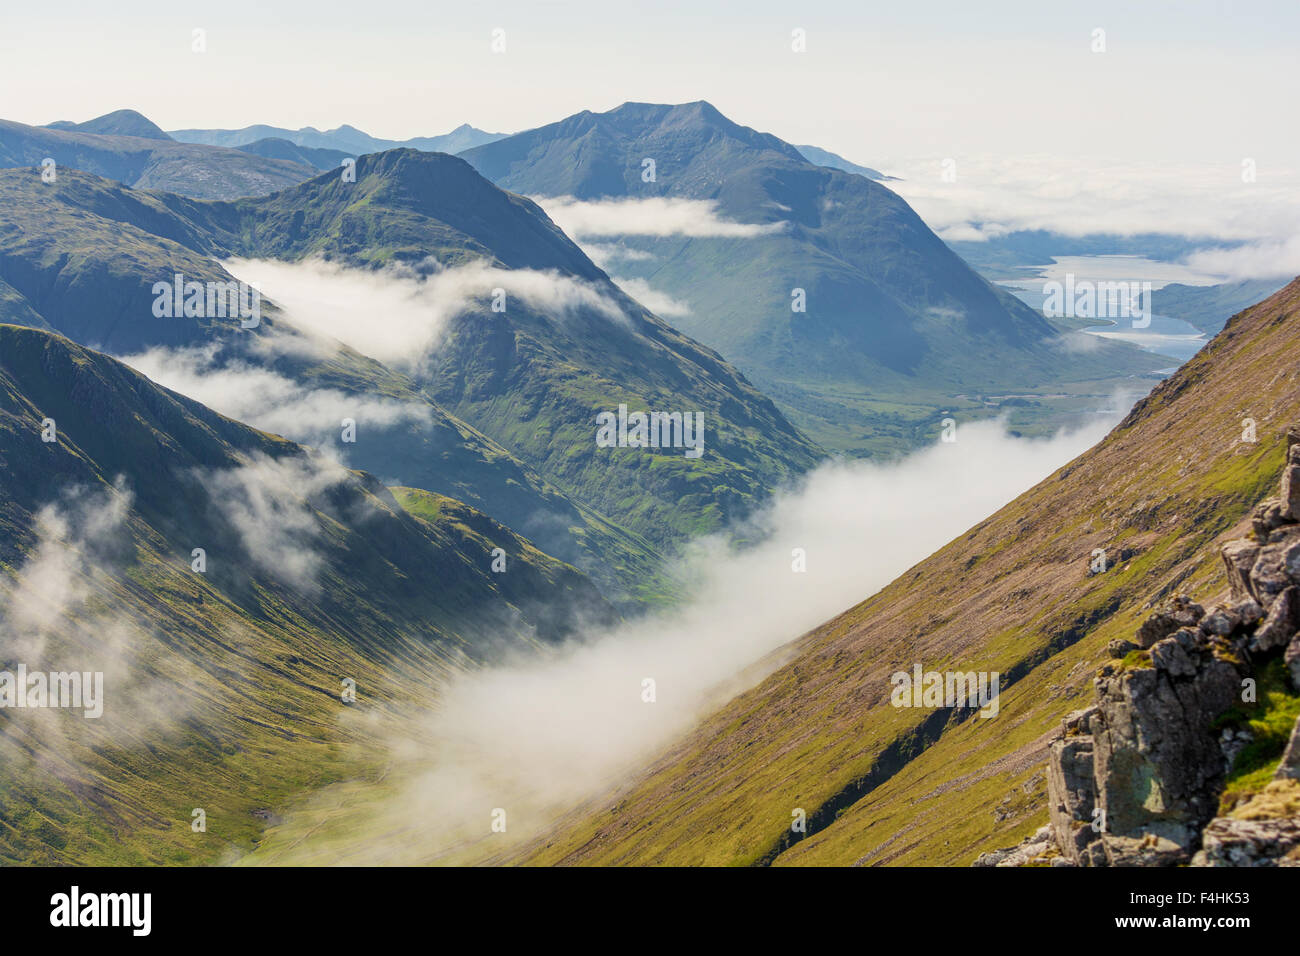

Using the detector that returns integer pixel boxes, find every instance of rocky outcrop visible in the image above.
[981,425,1300,867]
[1193,714,1300,866]
[972,826,1061,867]
[1093,631,1243,865]
[1044,707,1107,865]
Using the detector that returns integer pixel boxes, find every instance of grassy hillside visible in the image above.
[0,324,612,864]
[510,278,1300,866]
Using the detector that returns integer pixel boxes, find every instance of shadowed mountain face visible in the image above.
[507,278,1300,867]
[461,101,1166,456]
[793,144,890,181]
[0,323,613,864]
[235,138,352,172]
[1,112,314,199]
[1152,277,1291,335]
[169,121,505,156]
[0,153,823,603]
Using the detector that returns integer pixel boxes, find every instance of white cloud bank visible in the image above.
[201,453,352,593]
[611,276,691,317]
[1182,236,1300,282]
[267,411,1127,863]
[534,196,787,240]
[224,257,626,371]
[120,344,432,450]
[0,482,191,739]
[881,154,1300,242]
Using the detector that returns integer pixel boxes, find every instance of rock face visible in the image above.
[983,424,1300,867]
[1092,634,1243,865]
[973,826,1058,867]
[1195,815,1300,866]
[1045,707,1108,865]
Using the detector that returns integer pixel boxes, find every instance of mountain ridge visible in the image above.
[168,120,505,156]
[1,116,313,199]
[461,100,1167,456]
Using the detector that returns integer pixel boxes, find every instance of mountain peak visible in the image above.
[46,108,172,141]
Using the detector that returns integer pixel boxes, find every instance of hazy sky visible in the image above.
[2,0,1297,166]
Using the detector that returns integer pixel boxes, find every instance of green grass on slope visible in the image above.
[505,279,1300,867]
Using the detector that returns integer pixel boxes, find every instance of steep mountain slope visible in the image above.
[1,113,313,199]
[170,121,505,155]
[461,101,1165,456]
[513,278,1300,866]
[0,157,822,601]
[0,324,612,864]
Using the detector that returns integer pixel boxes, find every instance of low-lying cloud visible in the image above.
[611,277,691,317]
[1182,236,1300,281]
[877,154,1300,262]
[224,256,627,371]
[262,412,1128,864]
[120,343,433,450]
[201,453,352,593]
[0,481,192,742]
[535,196,787,240]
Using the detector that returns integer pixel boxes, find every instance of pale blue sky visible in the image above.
[1,0,1296,165]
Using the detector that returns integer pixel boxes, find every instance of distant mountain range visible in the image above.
[2,109,507,198]
[1,110,314,199]
[169,121,505,155]
[461,101,1166,455]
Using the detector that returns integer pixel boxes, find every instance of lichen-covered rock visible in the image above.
[1222,539,1261,602]
[1047,708,1105,866]
[1108,639,1138,659]
[1105,833,1193,867]
[1252,586,1299,652]
[1193,817,1300,866]
[1233,598,1264,628]
[1248,526,1300,610]
[1281,443,1300,520]
[1092,644,1243,865]
[1277,716,1300,781]
[1136,596,1205,649]
[1200,605,1241,636]
[1147,630,1202,677]
[1220,727,1254,775]
[973,826,1055,867]
[1252,498,1286,540]
[1287,634,1300,692]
